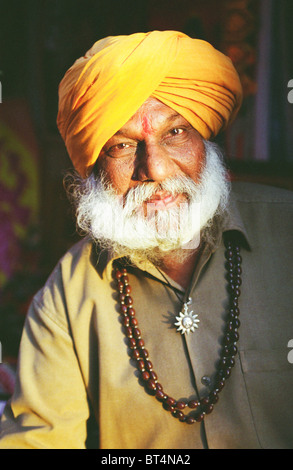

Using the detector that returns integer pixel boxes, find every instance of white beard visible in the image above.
[65,141,230,265]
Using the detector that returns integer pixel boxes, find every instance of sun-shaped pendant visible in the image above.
[174,302,200,335]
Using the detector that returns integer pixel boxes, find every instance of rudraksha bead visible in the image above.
[155,390,165,401]
[165,397,176,407]
[176,401,187,410]
[147,379,157,391]
[188,400,199,409]
[128,307,136,317]
[141,371,150,381]
[186,417,195,424]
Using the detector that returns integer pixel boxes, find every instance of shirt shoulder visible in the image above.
[30,238,96,327]
[229,181,293,251]
[231,181,293,204]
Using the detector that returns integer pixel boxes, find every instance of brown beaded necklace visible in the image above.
[114,237,241,425]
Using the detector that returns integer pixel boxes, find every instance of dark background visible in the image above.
[0,0,293,378]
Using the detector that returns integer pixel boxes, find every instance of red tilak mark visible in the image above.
[142,115,154,135]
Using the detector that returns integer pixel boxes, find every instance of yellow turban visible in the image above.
[57,31,243,178]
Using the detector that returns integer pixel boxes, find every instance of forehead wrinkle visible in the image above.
[114,110,184,138]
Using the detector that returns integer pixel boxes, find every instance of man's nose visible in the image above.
[133,143,176,183]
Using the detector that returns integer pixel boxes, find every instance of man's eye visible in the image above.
[115,143,130,150]
[107,142,136,157]
[170,127,185,136]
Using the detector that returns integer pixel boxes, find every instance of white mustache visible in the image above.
[122,175,199,213]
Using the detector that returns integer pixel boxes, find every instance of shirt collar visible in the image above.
[221,189,251,250]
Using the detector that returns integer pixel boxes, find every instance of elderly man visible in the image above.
[0,31,293,450]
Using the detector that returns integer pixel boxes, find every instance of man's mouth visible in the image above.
[145,192,181,210]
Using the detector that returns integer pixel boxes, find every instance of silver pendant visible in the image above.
[174,297,200,335]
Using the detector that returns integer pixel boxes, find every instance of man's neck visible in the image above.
[159,248,201,290]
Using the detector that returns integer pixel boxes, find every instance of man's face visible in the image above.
[71,98,229,263]
[96,97,206,212]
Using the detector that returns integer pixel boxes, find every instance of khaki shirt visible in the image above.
[1,182,293,449]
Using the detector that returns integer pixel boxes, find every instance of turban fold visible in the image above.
[57,31,243,178]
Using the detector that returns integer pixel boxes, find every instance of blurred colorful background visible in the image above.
[0,0,293,405]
